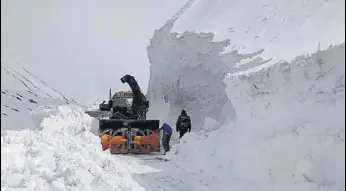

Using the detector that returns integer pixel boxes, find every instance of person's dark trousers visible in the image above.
[179,129,188,139]
[162,132,172,153]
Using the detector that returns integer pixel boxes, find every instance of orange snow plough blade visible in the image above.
[99,119,161,154]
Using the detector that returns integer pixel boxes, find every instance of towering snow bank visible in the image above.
[1,105,151,191]
[146,15,344,190]
[147,19,271,129]
[165,44,345,191]
[1,62,79,130]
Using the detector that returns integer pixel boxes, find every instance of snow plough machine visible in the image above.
[86,74,161,154]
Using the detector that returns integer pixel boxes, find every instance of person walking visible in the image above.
[176,109,191,139]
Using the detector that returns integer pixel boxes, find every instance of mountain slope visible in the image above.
[1,62,78,130]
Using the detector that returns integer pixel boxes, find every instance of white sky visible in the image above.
[1,0,187,103]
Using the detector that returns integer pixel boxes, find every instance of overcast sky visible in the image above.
[1,0,186,103]
[2,0,344,104]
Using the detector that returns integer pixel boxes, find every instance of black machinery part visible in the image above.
[99,119,160,134]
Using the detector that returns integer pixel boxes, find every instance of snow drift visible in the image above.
[1,105,158,191]
[146,19,345,190]
[1,62,78,130]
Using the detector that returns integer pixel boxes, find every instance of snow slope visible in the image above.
[172,0,345,63]
[1,62,78,130]
[144,18,345,191]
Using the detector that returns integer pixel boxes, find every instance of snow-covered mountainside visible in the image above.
[172,0,345,63]
[1,62,78,130]
[145,19,345,190]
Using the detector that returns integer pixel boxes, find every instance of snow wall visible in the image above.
[147,19,345,190]
[146,18,272,131]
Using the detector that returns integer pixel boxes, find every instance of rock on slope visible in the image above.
[1,62,78,130]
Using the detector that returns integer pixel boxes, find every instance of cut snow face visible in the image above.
[145,12,344,190]
[1,62,78,130]
[146,19,271,130]
[223,44,345,190]
[146,40,345,190]
[1,105,157,191]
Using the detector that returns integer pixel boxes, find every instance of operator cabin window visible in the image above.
[124,92,132,97]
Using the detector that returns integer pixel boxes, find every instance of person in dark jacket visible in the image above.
[176,109,191,139]
[158,122,172,155]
